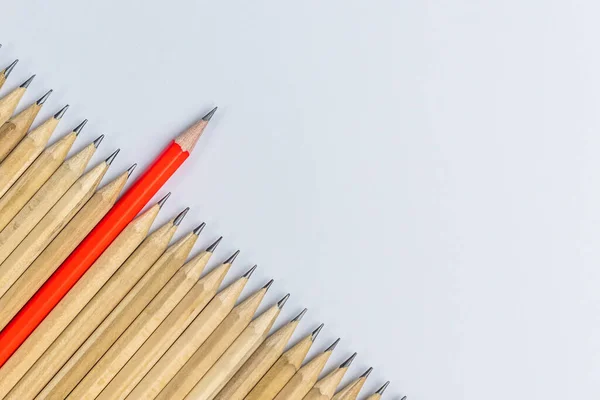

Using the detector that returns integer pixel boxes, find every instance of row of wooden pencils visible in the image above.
[0,52,401,399]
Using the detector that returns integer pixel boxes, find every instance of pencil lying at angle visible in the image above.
[332,368,373,400]
[215,309,309,400]
[274,338,340,400]
[0,85,50,162]
[364,381,392,400]
[0,119,86,231]
[245,324,324,400]
[45,225,201,399]
[0,109,218,365]
[303,353,357,400]
[0,74,34,134]
[0,104,68,198]
[0,59,18,91]
[128,265,254,400]
[3,195,168,400]
[36,208,190,400]
[185,293,290,400]
[156,280,273,400]
[0,149,117,311]
[68,230,217,400]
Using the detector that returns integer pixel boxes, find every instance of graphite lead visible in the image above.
[73,119,88,135]
[173,208,190,226]
[54,105,69,119]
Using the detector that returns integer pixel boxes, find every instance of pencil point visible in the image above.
[224,250,240,265]
[4,59,18,77]
[20,74,35,88]
[277,293,290,309]
[292,308,307,322]
[263,279,274,290]
[105,149,120,165]
[242,264,257,278]
[127,163,137,177]
[311,323,324,341]
[157,192,171,208]
[325,338,340,353]
[361,367,373,378]
[173,207,190,226]
[54,104,69,119]
[193,222,206,235]
[375,381,390,395]
[202,107,217,121]
[339,352,357,368]
[73,119,88,135]
[205,236,222,252]
[400,396,407,400]
[93,134,104,148]
[37,89,52,105]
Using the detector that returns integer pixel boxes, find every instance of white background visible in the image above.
[1,1,599,399]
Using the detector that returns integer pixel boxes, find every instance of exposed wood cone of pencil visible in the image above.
[0,83,49,162]
[0,75,33,138]
[274,338,340,400]
[156,280,273,400]
[246,323,324,400]
[0,104,68,198]
[4,194,170,400]
[128,262,251,400]
[214,308,309,400]
[0,146,113,311]
[0,119,87,232]
[0,59,18,91]
[184,293,289,400]
[303,353,357,400]
[36,206,187,400]
[332,367,373,400]
[364,381,392,400]
[98,252,241,400]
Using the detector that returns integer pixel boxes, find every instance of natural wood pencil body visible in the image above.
[0,131,77,231]
[185,303,282,400]
[0,114,60,198]
[0,86,26,136]
[156,286,269,400]
[303,365,351,400]
[0,163,116,331]
[0,159,108,308]
[246,333,316,400]
[274,348,335,400]
[331,375,368,400]
[46,232,198,400]
[0,100,41,162]
[99,259,231,400]
[5,204,162,400]
[214,318,302,400]
[35,217,180,400]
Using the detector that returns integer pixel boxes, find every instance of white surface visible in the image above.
[1,1,598,399]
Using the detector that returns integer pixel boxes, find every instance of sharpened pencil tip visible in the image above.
[224,250,240,264]
[193,222,206,235]
[202,107,217,122]
[263,279,274,290]
[105,149,120,165]
[339,352,357,368]
[311,323,324,341]
[73,119,88,135]
[54,104,69,119]
[325,338,340,353]
[292,308,307,322]
[4,59,18,78]
[242,265,257,278]
[206,236,222,252]
[157,193,171,208]
[400,396,407,400]
[93,134,104,148]
[37,89,52,105]
[127,163,137,177]
[20,74,35,88]
[173,207,190,226]
[361,367,373,378]
[277,293,290,309]
[375,381,390,395]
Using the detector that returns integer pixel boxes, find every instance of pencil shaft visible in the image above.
[0,86,26,139]
[274,350,335,400]
[303,367,351,400]
[0,101,41,162]
[332,377,368,400]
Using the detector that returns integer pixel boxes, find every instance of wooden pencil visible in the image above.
[0,135,100,249]
[273,339,340,400]
[364,381,391,400]
[214,309,308,400]
[0,104,68,198]
[36,208,189,400]
[4,196,168,400]
[0,148,114,307]
[0,86,50,162]
[302,353,357,400]
[331,368,373,400]
[155,281,273,400]
[127,267,252,400]
[184,294,289,400]
[68,234,216,400]
[0,120,86,231]
[0,59,18,91]
[245,324,324,400]
[0,75,34,137]
[98,253,241,400]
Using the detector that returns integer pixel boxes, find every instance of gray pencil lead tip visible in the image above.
[73,119,88,135]
[263,279,274,290]
[54,104,69,119]
[4,59,18,78]
[105,149,120,165]
[224,250,240,264]
[193,222,206,235]
[93,134,105,148]
[157,192,171,208]
[311,323,324,341]
[376,381,391,395]
[20,74,35,88]
[127,163,137,177]
[242,264,257,278]
[339,352,357,368]
[277,293,290,309]
[37,89,52,105]
[400,396,407,400]
[325,338,341,353]
[202,106,217,122]
[173,207,190,226]
[292,308,307,322]
[205,236,222,252]
[361,367,374,378]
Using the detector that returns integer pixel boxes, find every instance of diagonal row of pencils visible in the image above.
[0,50,402,400]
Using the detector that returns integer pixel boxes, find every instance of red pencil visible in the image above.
[0,107,217,366]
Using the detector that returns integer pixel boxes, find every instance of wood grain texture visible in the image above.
[0,131,77,232]
[245,332,316,400]
[185,302,283,400]
[155,285,269,400]
[274,347,336,400]
[0,114,60,198]
[6,203,162,400]
[36,216,180,400]
[99,258,232,400]
[128,275,250,400]
[0,73,6,91]
[303,365,351,400]
[214,317,302,400]
[0,158,107,318]
[0,100,41,162]
[0,86,26,135]
[331,375,368,400]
